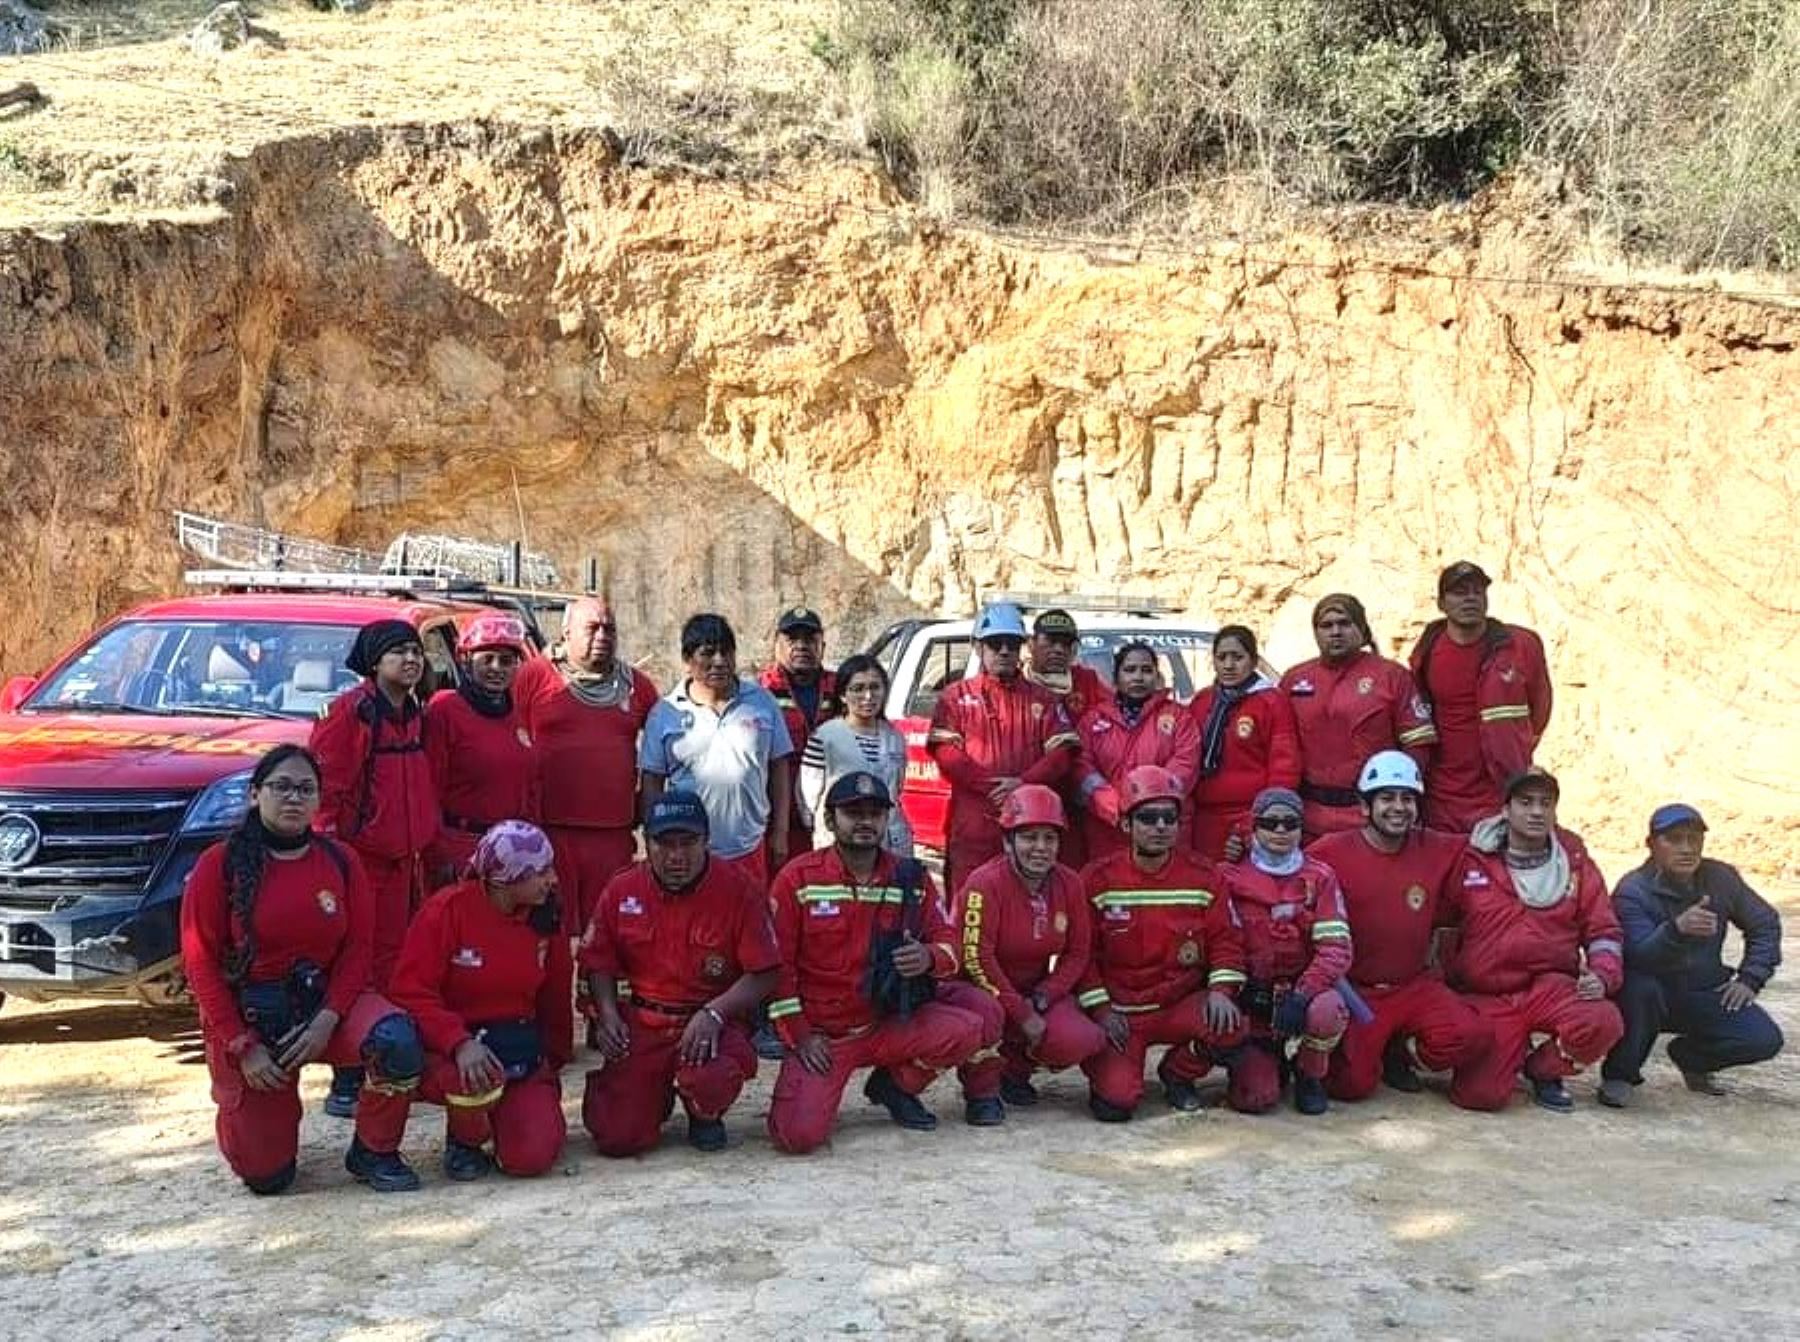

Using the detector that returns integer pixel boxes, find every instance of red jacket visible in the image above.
[512,658,659,830]
[1220,856,1353,999]
[1026,662,1113,722]
[926,672,1078,850]
[426,688,540,839]
[309,684,437,860]
[954,855,1091,1026]
[576,858,779,1013]
[180,838,372,1056]
[1075,690,1201,825]
[760,663,837,842]
[388,878,574,1067]
[1444,829,1622,997]
[1282,651,1436,834]
[1409,620,1552,818]
[767,847,958,1043]
[1310,828,1463,988]
[1186,684,1302,813]
[1077,848,1245,1013]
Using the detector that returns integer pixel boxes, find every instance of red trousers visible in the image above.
[551,825,637,936]
[767,1002,987,1154]
[1081,993,1249,1112]
[583,1007,758,1157]
[1450,974,1625,1111]
[1230,989,1351,1113]
[203,990,413,1185]
[1188,804,1247,864]
[354,849,424,990]
[415,1059,567,1176]
[960,996,1107,1100]
[1328,977,1490,1101]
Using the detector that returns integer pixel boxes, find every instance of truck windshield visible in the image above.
[27,620,366,721]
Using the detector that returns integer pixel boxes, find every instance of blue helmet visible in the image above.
[973,602,1028,642]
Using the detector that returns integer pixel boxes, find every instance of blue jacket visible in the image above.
[1613,858,1782,992]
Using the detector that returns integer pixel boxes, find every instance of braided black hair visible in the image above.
[224,744,321,985]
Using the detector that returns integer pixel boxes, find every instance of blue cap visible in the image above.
[973,602,1028,642]
[645,790,709,837]
[1649,803,1707,837]
[824,771,893,810]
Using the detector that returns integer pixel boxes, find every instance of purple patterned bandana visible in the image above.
[469,821,556,884]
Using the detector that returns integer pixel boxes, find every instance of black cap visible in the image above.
[777,606,823,635]
[1437,561,1492,595]
[645,790,709,837]
[1504,767,1559,802]
[346,619,422,676]
[1033,609,1079,639]
[824,771,893,810]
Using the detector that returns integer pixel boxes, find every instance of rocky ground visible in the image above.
[3,909,1796,1341]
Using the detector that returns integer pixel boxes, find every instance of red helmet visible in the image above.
[458,614,529,656]
[1121,765,1183,815]
[999,784,1066,832]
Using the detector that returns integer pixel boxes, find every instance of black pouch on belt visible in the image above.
[237,960,328,1050]
[1241,980,1276,1019]
[863,858,937,1021]
[476,1019,542,1080]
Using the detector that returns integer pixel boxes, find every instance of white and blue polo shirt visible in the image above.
[639,678,795,859]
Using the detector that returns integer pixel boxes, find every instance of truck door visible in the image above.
[893,633,972,854]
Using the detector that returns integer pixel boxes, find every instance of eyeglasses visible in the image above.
[1255,816,1302,833]
[262,779,320,800]
[1130,807,1181,828]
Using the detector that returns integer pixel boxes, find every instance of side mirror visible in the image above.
[0,675,38,713]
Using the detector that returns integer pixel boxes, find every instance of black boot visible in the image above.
[687,1117,728,1152]
[862,1068,938,1131]
[242,1161,297,1196]
[1531,1077,1574,1113]
[1088,1093,1134,1123]
[442,1141,492,1182]
[964,1096,1006,1126]
[1382,1038,1423,1093]
[324,1066,364,1119]
[1293,1075,1330,1116]
[345,1137,421,1192]
[999,1075,1040,1107]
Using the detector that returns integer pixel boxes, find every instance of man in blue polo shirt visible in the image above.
[1599,803,1784,1107]
[641,613,795,894]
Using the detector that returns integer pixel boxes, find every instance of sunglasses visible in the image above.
[1130,807,1182,828]
[1255,815,1302,833]
[983,637,1024,651]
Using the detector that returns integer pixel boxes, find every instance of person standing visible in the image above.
[1023,608,1112,871]
[1282,594,1437,840]
[641,613,795,892]
[1186,625,1301,861]
[1409,562,1552,832]
[512,597,659,937]
[310,618,438,1118]
[1073,641,1200,865]
[798,654,911,855]
[1599,804,1783,1107]
[760,606,837,862]
[926,602,1078,894]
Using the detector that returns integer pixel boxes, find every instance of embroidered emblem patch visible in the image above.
[452,948,484,968]
[1406,883,1427,912]
[1357,676,1374,695]
[1235,715,1255,739]
[516,727,533,747]
[1176,939,1201,967]
[811,901,840,918]
[1030,703,1045,720]
[702,953,728,980]
[620,896,644,916]
[1157,712,1175,735]
[1053,911,1069,934]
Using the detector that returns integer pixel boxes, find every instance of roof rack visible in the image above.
[182,569,584,610]
[985,591,1178,617]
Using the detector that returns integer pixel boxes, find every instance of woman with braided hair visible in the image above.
[1184,626,1301,861]
[180,745,424,1194]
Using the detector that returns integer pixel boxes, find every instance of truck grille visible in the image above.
[0,790,193,911]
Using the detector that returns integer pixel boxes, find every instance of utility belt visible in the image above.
[472,1019,542,1081]
[237,961,329,1051]
[627,994,706,1021]
[1299,782,1362,808]
[1240,977,1295,1019]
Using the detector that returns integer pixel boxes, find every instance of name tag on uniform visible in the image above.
[811,901,841,918]
[1463,870,1489,887]
[1271,903,1297,921]
[620,896,644,916]
[452,948,484,968]
[1290,679,1315,696]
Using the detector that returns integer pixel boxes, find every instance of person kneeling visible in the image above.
[388,822,572,1179]
[766,772,986,1153]
[578,792,778,1155]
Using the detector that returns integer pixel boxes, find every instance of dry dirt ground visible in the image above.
[3,907,1797,1341]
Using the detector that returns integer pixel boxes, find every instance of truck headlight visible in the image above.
[181,769,254,834]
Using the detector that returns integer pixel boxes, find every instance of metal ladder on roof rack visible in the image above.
[174,510,386,575]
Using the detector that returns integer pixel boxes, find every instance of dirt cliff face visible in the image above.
[1,124,1795,870]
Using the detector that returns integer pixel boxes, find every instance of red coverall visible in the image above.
[1220,856,1354,1112]
[576,859,779,1156]
[1442,831,1624,1111]
[760,664,837,862]
[512,657,660,934]
[387,880,572,1175]
[1074,690,1201,864]
[180,840,413,1186]
[310,684,438,987]
[1185,687,1301,861]
[954,855,1106,1099]
[1409,621,1552,832]
[766,847,988,1153]
[926,673,1077,893]
[424,687,541,879]
[1309,828,1488,1100]
[1027,663,1111,870]
[1281,652,1437,838]
[1077,848,1249,1112]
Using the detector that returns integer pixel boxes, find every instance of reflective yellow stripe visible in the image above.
[767,997,803,1019]
[1311,920,1351,940]
[1479,704,1531,722]
[796,884,905,904]
[1044,732,1080,751]
[448,1086,504,1108]
[1114,1002,1163,1015]
[1077,988,1110,1009]
[1396,726,1437,745]
[1091,889,1215,908]
[1208,968,1246,986]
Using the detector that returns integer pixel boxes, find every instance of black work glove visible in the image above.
[1272,989,1311,1038]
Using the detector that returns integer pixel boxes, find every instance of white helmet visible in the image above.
[1358,750,1423,797]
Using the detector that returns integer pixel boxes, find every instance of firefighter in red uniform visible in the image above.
[1409,561,1553,832]
[1186,625,1301,861]
[1074,640,1200,865]
[926,602,1078,894]
[1221,787,1354,1115]
[425,615,540,883]
[954,785,1106,1124]
[1444,768,1625,1112]
[310,618,439,1117]
[1282,594,1437,839]
[766,772,988,1152]
[760,606,837,862]
[1313,751,1489,1102]
[181,745,423,1195]
[388,822,571,1179]
[1023,608,1112,871]
[1078,766,1250,1121]
[578,792,779,1155]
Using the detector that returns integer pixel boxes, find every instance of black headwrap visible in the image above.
[345,619,421,677]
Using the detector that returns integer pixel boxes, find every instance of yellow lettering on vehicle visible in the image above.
[0,726,270,757]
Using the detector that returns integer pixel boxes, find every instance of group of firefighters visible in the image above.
[179,563,1785,1195]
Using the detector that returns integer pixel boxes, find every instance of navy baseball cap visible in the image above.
[645,790,709,837]
[1649,803,1707,837]
[824,771,893,810]
[777,606,823,635]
